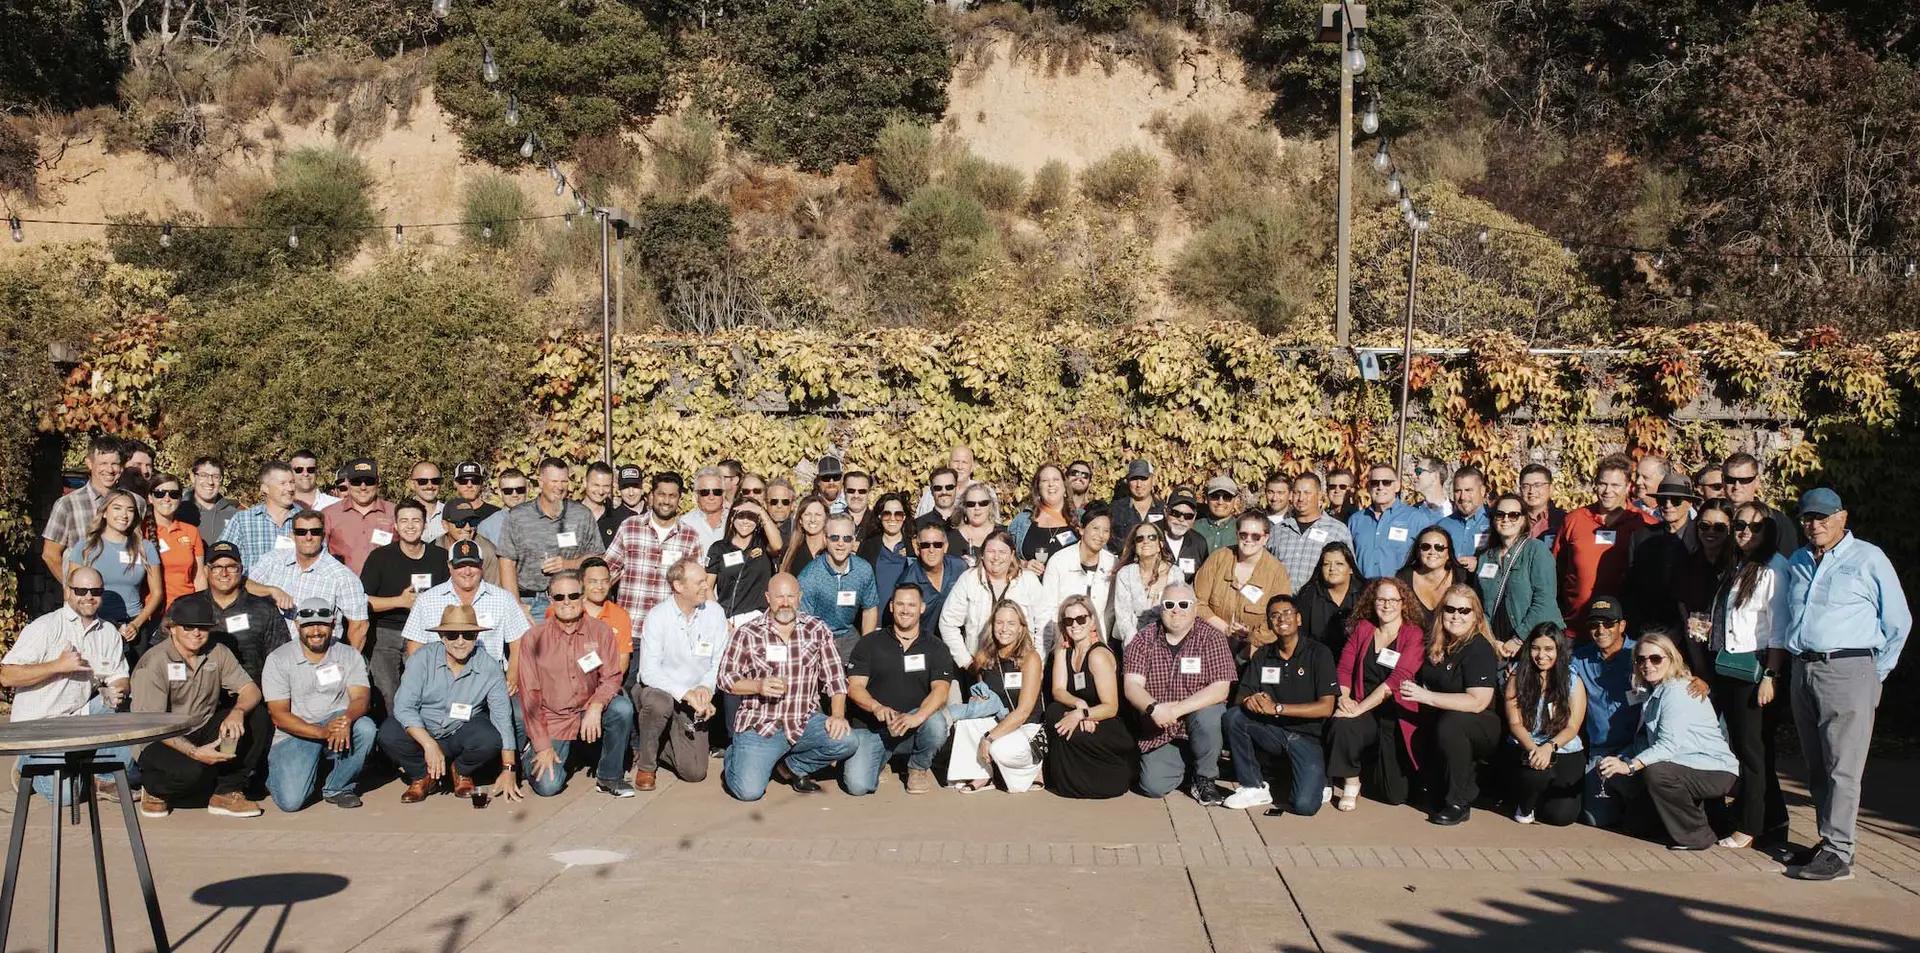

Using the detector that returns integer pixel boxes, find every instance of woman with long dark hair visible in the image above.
[1108,520,1180,647]
[1671,499,1737,676]
[1398,526,1473,615]
[857,491,915,602]
[1709,501,1790,849]
[1398,584,1502,826]
[706,497,780,623]
[1043,594,1134,798]
[1502,623,1586,826]
[778,494,832,577]
[1476,492,1561,656]
[1296,542,1360,656]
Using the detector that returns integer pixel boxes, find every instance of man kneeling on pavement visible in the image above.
[132,598,266,818]
[261,598,378,812]
[380,603,523,803]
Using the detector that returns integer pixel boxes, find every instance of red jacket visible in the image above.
[1337,620,1427,768]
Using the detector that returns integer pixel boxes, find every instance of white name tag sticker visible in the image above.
[476,613,495,629]
[1072,672,1087,691]
[371,529,393,546]
[1387,526,1410,542]
[1178,558,1196,575]
[1178,656,1203,675]
[1260,665,1282,684]
[1147,514,1163,523]
[836,589,857,607]
[274,535,294,550]
[1473,532,1487,549]
[1376,647,1401,668]
[722,550,745,568]
[225,614,248,634]
[158,538,171,554]
[902,653,926,673]
[1239,584,1265,605]
[658,549,678,567]
[448,702,474,721]
[764,643,789,663]
[1054,531,1075,546]
[409,574,432,591]
[1594,530,1616,546]
[555,531,578,549]
[1002,671,1025,690]
[1478,562,1498,579]
[166,662,188,682]
[1307,528,1329,542]
[315,663,343,687]
[577,650,603,672]
[694,640,714,658]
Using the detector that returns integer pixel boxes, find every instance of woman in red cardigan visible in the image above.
[1325,577,1428,811]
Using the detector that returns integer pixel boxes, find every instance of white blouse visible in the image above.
[1107,561,1186,647]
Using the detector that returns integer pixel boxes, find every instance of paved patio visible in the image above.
[2,753,1916,953]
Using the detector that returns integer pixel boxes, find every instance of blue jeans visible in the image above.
[524,693,635,797]
[1138,703,1225,797]
[843,709,950,796]
[23,698,130,805]
[265,712,377,812]
[521,593,550,623]
[1222,707,1326,815]
[723,712,859,801]
[1583,743,1626,828]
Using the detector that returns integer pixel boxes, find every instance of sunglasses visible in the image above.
[1635,654,1667,666]
[963,500,991,509]
[550,591,584,602]
[1063,613,1091,626]
[1658,497,1689,507]
[1700,482,1724,492]
[1135,533,1160,543]
[348,477,378,487]
[844,487,869,495]
[916,540,947,549]
[292,528,325,537]
[742,487,765,497]
[1237,532,1266,541]
[1441,605,1475,616]
[931,483,957,492]
[440,631,480,642]
[1161,600,1194,610]
[1417,542,1449,553]
[291,466,317,474]
[1368,479,1395,488]
[1495,510,1524,520]
[451,518,481,529]
[1698,522,1729,533]
[819,477,842,484]
[69,586,105,597]
[1066,469,1091,480]
[454,476,482,486]
[1169,510,1195,520]
[1208,491,1236,501]
[295,607,336,621]
[150,488,182,500]
[696,488,725,497]
[1724,474,1758,486]
[1327,483,1352,491]
[768,496,795,506]
[881,510,907,518]
[1731,519,1762,532]
[826,534,857,543]
[500,486,528,495]
[413,477,442,486]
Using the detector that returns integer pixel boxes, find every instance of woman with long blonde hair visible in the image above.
[946,600,1046,794]
[1396,584,1502,826]
[1597,630,1740,850]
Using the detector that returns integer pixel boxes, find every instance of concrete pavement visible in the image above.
[1,755,1917,953]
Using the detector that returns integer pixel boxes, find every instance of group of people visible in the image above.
[7,439,1908,884]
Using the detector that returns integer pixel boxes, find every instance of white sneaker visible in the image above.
[1514,809,1536,825]
[1321,786,1332,805]
[1222,784,1274,811]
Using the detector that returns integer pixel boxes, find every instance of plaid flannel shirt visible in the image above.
[1266,514,1352,595]
[718,613,847,743]
[246,550,370,640]
[602,515,705,638]
[1123,618,1235,753]
[42,484,106,551]
[220,504,301,567]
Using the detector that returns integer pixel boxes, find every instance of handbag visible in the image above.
[1027,728,1049,763]
[1713,648,1765,684]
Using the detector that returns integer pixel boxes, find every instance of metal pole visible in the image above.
[599,211,615,466]
[1334,13,1354,348]
[1393,222,1421,476]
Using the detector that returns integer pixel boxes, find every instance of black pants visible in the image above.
[137,703,260,803]
[377,717,505,783]
[1711,670,1787,837]
[1325,707,1414,805]
[1612,761,1737,849]
[1427,710,1501,810]
[1504,743,1585,826]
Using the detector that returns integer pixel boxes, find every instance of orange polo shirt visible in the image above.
[1552,504,1657,628]
[154,520,204,607]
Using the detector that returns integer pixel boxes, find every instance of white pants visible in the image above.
[948,718,1043,792]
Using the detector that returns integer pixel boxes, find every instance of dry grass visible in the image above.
[943,3,1185,89]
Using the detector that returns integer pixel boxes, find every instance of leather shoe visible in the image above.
[401,777,437,804]
[775,762,822,794]
[451,774,476,798]
[633,769,657,792]
[1428,803,1472,826]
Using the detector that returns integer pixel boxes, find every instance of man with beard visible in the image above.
[718,574,856,800]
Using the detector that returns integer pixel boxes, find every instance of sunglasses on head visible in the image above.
[1441,605,1475,616]
[69,586,104,597]
[295,607,335,621]
[826,533,857,543]
[441,631,480,642]
[550,591,584,602]
[292,528,325,537]
[291,466,317,474]
[696,488,725,497]
[150,488,182,500]
[348,477,378,487]
[1063,613,1091,626]
[1162,599,1194,611]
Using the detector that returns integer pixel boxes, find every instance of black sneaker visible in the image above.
[1784,840,1828,867]
[324,792,363,809]
[1428,803,1472,826]
[1189,780,1229,807]
[1789,847,1854,882]
[596,778,637,798]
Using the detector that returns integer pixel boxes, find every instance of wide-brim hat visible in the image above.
[428,603,491,633]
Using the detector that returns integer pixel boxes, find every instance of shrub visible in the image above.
[1171,199,1324,333]
[461,174,531,249]
[0,122,36,199]
[432,0,670,166]
[873,120,936,202]
[712,0,950,172]
[1028,160,1071,215]
[891,185,998,280]
[1078,145,1161,208]
[945,154,1025,212]
[632,199,735,300]
[241,147,379,268]
[651,111,721,198]
[106,212,262,297]
[1150,112,1293,225]
[1050,0,1141,32]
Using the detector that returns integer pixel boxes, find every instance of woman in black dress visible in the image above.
[1396,526,1474,615]
[706,498,779,623]
[1043,594,1134,798]
[1397,583,1503,826]
[1296,542,1360,656]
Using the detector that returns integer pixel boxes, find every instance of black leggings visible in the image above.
[1504,743,1585,826]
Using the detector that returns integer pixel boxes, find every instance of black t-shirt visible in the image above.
[359,541,451,633]
[468,501,502,522]
[598,504,635,547]
[1021,520,1078,565]
[946,525,1004,568]
[706,537,773,618]
[1416,637,1500,698]
[173,589,285,683]
[1236,637,1338,732]
[847,630,957,731]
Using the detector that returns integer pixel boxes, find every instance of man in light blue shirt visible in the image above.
[380,603,520,804]
[1780,488,1911,882]
[1568,596,1637,828]
[631,558,727,789]
[797,514,880,657]
[1435,465,1491,570]
[1346,464,1438,579]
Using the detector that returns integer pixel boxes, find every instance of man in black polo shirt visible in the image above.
[1219,594,1337,813]
[599,465,643,547]
[361,500,452,711]
[844,584,954,795]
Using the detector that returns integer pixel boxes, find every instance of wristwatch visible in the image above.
[1761,668,1778,679]
[1144,702,1159,720]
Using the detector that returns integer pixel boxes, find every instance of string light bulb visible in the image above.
[563,213,573,230]
[1386,172,1402,198]
[1653,253,1664,269]
[1361,96,1380,135]
[394,224,405,244]
[554,173,567,196]
[482,44,500,84]
[1371,138,1391,174]
[575,191,589,216]
[547,159,560,182]
[1768,256,1781,276]
[1345,35,1366,75]
[288,227,299,249]
[504,94,520,127]
[1397,196,1412,214]
[1907,257,1917,280]
[159,223,174,248]
[1477,228,1489,245]
[1415,213,1431,232]
[520,133,536,160]
[482,223,493,240]
[432,0,452,18]
[8,216,21,242]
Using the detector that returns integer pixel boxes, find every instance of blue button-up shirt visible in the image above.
[895,554,969,637]
[797,554,880,637]
[220,504,299,567]
[1784,533,1911,681]
[1346,499,1439,579]
[1437,506,1491,557]
[393,642,513,748]
[1571,638,1639,751]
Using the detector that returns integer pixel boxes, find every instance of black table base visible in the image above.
[1,751,169,953]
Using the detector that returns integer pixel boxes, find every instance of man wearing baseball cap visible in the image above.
[450,461,499,522]
[261,598,375,811]
[1781,488,1911,881]
[814,456,846,512]
[598,464,645,547]
[131,597,265,818]
[1108,459,1165,556]
[439,500,506,587]
[323,458,395,575]
[1568,594,1634,828]
[1195,475,1243,553]
[174,542,284,676]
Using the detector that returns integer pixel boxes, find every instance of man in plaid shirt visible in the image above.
[718,573,857,801]
[246,510,371,652]
[602,473,703,640]
[222,461,305,567]
[1123,584,1235,804]
[1266,472,1352,593]
[40,436,124,582]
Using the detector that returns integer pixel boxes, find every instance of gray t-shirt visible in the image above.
[261,639,369,744]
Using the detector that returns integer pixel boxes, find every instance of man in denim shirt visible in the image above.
[1570,597,1636,828]
[1781,489,1911,882]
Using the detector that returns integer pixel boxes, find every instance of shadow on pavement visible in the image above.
[1288,880,1913,953]
[177,872,349,953]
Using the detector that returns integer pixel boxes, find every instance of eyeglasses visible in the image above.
[413,477,442,486]
[440,632,480,642]
[931,483,956,492]
[1161,600,1194,610]
[1634,654,1667,667]
[826,533,857,542]
[963,500,991,509]
[1374,596,1403,605]
[1698,522,1729,533]
[1724,474,1758,486]
[916,540,947,550]
[348,477,378,487]
[881,510,907,519]
[1730,519,1761,532]
[1237,532,1266,541]
[454,477,482,486]
[291,466,316,474]
[696,488,725,497]
[550,591,584,602]
[295,607,336,621]
[1169,510,1195,520]
[768,496,795,506]
[1417,542,1449,553]
[69,586,104,597]
[1367,479,1395,488]
[1494,510,1524,521]
[150,488,182,500]
[1441,605,1475,616]
[1700,482,1724,492]
[1063,613,1091,626]
[1520,480,1551,490]
[291,528,325,537]
[500,486,528,496]
[1066,469,1091,480]
[1208,491,1236,501]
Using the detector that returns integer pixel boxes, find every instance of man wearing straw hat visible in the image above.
[380,603,522,804]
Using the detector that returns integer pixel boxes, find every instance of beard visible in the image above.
[773,607,797,625]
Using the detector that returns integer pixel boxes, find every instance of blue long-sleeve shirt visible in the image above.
[394,642,513,750]
[1783,533,1911,681]
[1624,678,1739,775]
[1571,638,1639,751]
[1347,499,1439,579]
[1437,506,1491,556]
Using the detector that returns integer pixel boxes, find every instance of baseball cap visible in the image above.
[449,539,485,568]
[453,461,485,481]
[1797,487,1843,519]
[344,458,378,480]
[204,540,243,566]
[816,456,844,480]
[617,464,643,488]
[1585,595,1624,624]
[166,598,217,629]
[294,598,337,627]
[1125,459,1154,480]
[443,500,481,524]
[1204,475,1239,496]
[1167,494,1199,514]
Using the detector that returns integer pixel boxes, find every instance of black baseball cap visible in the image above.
[1585,595,1624,624]
[204,540,243,566]
[449,539,485,568]
[453,461,485,481]
[617,464,643,488]
[344,458,378,480]
[443,500,481,524]
[166,598,217,629]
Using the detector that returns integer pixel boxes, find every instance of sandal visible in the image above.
[956,780,989,794]
[1336,778,1360,812]
[1717,832,1754,850]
